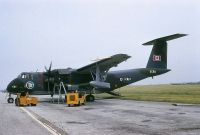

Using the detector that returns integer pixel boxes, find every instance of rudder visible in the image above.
[143,33,187,69]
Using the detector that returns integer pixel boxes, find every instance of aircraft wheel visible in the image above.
[7,98,14,103]
[86,95,95,102]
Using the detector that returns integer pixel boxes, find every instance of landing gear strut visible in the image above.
[7,93,14,103]
[86,94,95,102]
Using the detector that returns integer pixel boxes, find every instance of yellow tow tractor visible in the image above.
[66,91,86,107]
[15,92,38,106]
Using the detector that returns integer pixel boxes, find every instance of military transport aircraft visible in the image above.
[6,33,187,103]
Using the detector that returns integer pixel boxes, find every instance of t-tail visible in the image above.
[143,33,187,69]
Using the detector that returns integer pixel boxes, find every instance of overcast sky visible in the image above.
[0,0,200,90]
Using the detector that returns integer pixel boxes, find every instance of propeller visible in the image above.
[44,62,53,94]
[45,62,52,75]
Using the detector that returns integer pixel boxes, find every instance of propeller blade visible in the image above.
[45,66,48,72]
[49,61,52,72]
[44,62,53,93]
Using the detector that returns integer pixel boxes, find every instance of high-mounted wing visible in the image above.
[77,54,131,74]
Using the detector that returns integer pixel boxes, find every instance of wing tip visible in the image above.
[112,53,131,59]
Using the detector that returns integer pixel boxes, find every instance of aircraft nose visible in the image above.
[7,79,17,93]
[6,78,24,93]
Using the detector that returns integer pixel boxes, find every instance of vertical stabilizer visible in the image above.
[143,33,187,69]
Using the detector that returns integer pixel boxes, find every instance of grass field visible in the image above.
[95,84,200,104]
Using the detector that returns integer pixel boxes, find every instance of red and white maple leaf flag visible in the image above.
[153,55,161,61]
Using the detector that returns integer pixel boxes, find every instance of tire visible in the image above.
[86,95,95,102]
[90,95,95,102]
[7,98,14,103]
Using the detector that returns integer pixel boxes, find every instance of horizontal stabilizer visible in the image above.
[143,33,187,45]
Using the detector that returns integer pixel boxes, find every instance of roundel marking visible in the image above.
[26,81,34,89]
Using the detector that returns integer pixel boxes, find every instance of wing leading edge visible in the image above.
[76,54,131,74]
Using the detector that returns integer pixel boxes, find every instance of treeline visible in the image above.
[171,82,200,85]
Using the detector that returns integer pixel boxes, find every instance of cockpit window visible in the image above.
[18,73,33,80]
[22,74,26,79]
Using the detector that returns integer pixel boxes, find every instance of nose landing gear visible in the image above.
[7,93,14,103]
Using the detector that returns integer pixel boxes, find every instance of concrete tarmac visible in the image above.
[1,93,200,135]
[0,93,52,135]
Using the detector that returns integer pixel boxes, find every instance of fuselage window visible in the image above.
[30,74,33,80]
[21,74,26,79]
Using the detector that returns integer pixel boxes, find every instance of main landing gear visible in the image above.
[86,94,95,102]
[7,93,14,103]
